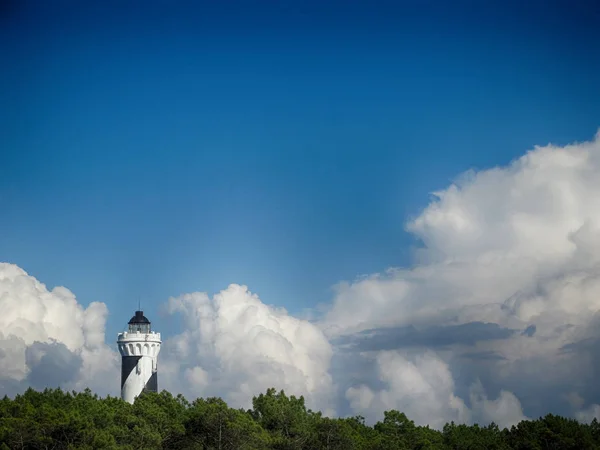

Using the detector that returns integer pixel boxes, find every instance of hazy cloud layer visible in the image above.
[333,322,517,352]
[2,131,600,429]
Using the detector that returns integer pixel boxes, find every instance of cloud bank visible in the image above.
[2,130,600,429]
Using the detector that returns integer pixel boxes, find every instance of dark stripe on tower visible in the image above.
[121,356,141,389]
[143,371,158,393]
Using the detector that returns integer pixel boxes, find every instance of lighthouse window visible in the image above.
[129,323,151,333]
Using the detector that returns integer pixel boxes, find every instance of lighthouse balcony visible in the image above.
[117,338,161,357]
[117,331,161,344]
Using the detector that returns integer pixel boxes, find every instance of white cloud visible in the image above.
[346,350,470,429]
[322,129,600,425]
[469,380,527,429]
[0,263,118,396]
[344,350,526,429]
[322,131,600,337]
[160,284,335,414]
[576,404,600,424]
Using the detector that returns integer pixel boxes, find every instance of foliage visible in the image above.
[1,387,599,449]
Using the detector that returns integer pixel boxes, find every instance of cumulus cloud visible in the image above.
[160,284,335,414]
[469,380,527,429]
[342,349,527,429]
[576,404,600,423]
[346,351,470,429]
[0,263,118,396]
[322,130,600,425]
[323,131,600,336]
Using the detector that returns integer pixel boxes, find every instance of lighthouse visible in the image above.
[117,310,161,403]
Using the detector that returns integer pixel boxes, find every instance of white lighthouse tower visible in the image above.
[117,310,161,404]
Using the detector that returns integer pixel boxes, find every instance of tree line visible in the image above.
[1,387,599,449]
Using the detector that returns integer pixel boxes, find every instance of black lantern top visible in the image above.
[128,310,151,333]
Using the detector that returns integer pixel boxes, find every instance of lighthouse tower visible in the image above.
[117,310,161,404]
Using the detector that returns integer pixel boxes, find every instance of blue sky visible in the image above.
[1,0,599,340]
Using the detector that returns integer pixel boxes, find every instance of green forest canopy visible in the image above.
[1,387,599,449]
